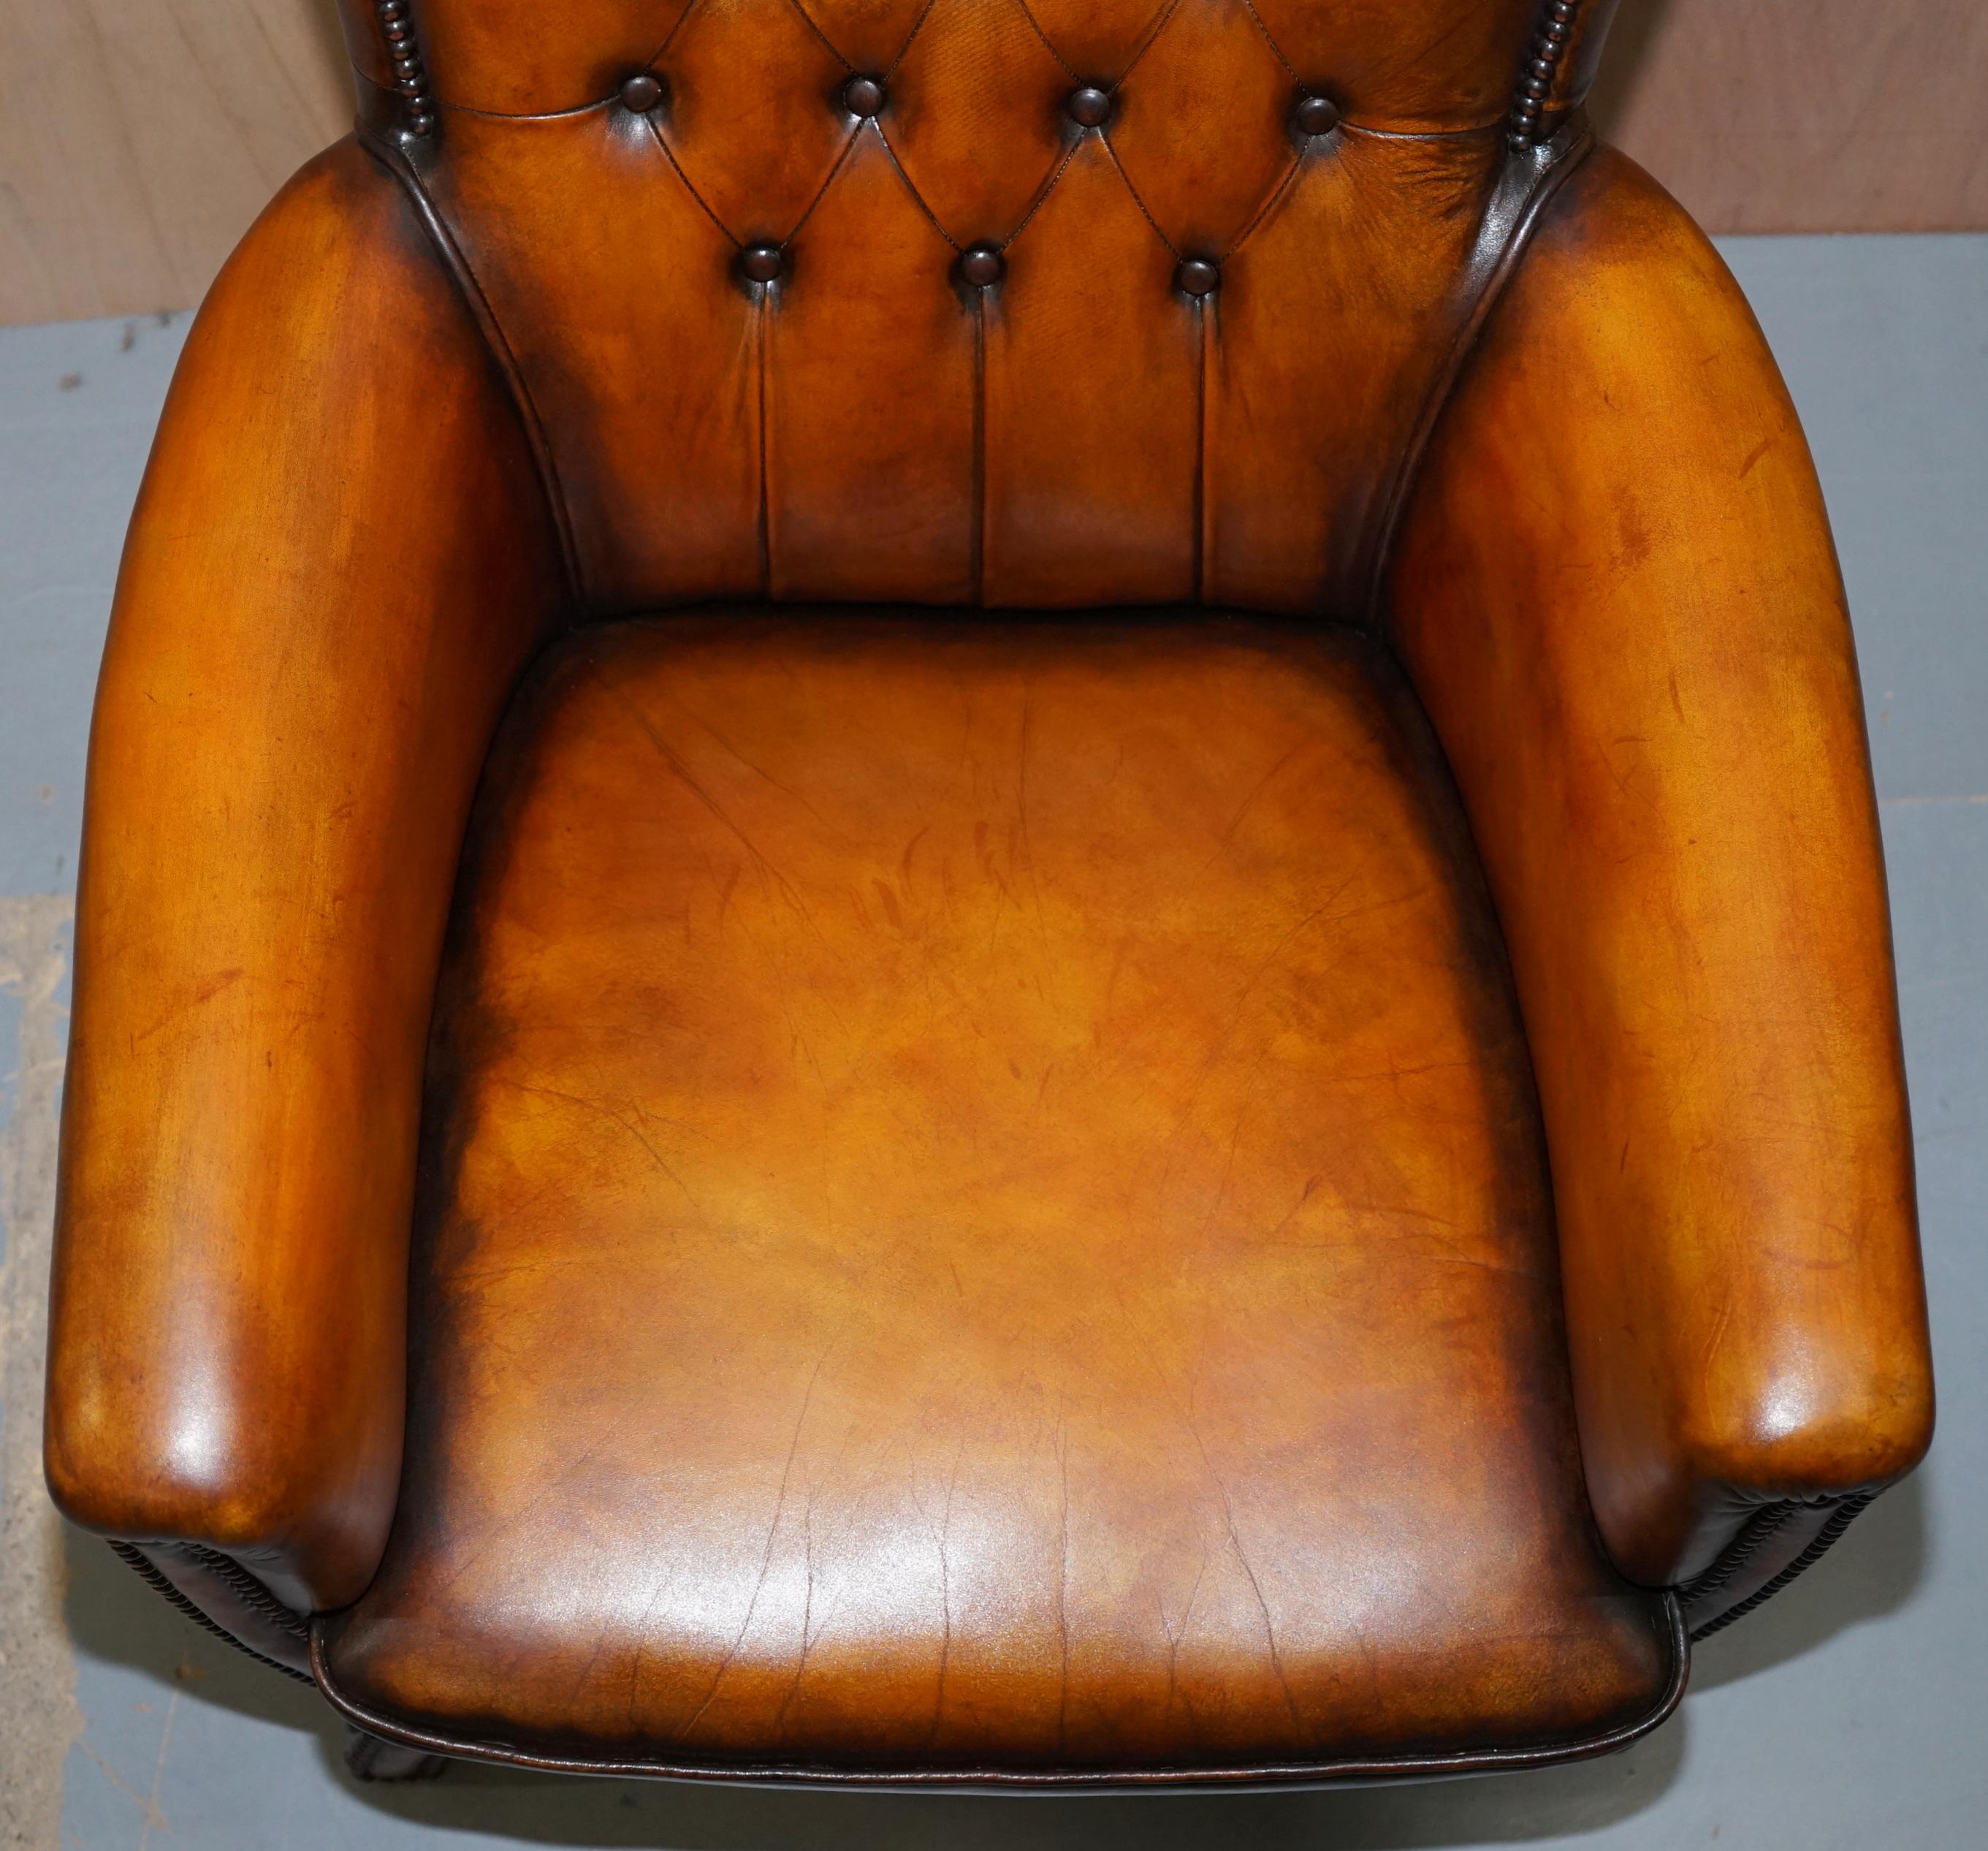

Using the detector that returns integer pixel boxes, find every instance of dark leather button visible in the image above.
[957,243,1005,289]
[620,72,663,114]
[1293,91,1341,137]
[842,74,886,118]
[1065,85,1113,129]
[738,243,785,285]
[1175,257,1220,298]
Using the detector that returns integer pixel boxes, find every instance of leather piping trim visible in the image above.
[308,1596,1685,1790]
[107,1540,315,1686]
[1680,1492,1878,1642]
[1360,110,1594,627]
[353,93,584,609]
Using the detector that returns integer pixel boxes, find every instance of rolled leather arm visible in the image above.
[1387,148,1935,1624]
[45,140,564,1615]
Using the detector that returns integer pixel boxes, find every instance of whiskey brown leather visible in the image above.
[44,0,1929,1789]
[351,0,1603,617]
[1389,147,1935,1598]
[43,142,564,1613]
[319,615,1675,1778]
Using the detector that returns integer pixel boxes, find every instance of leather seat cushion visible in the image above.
[321,613,1677,1781]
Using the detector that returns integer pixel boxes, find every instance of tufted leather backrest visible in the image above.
[338,1,1620,616]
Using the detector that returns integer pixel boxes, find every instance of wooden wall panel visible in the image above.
[0,0,349,327]
[0,0,1983,327]
[1593,0,1988,233]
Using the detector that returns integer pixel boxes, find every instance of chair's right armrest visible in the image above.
[1385,146,1934,1620]
[45,138,565,1615]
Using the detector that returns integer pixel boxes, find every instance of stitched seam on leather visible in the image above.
[1509,0,1583,150]
[644,0,701,72]
[782,0,856,73]
[1097,134,1179,262]
[1010,0,1078,82]
[107,1540,316,1685]
[1114,0,1188,89]
[757,299,772,596]
[1360,114,1595,628]
[782,123,864,243]
[873,130,963,252]
[972,292,986,604]
[1681,1492,1878,1641]
[884,0,946,81]
[1220,149,1303,264]
[1238,0,1299,83]
[1002,139,1081,249]
[309,1596,1687,1786]
[353,116,585,607]
[1193,302,1208,603]
[641,113,741,250]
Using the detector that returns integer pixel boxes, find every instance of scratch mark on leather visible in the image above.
[424,1434,618,1604]
[495,1079,702,1213]
[1194,1113,1246,1239]
[1014,685,1051,943]
[675,1347,831,1742]
[1199,737,1306,871]
[1157,1546,1209,1716]
[926,1437,968,1748]
[599,674,825,942]
[616,1509,694,1720]
[771,1484,820,1738]
[129,966,243,1043]
[1154,877,1359,1201]
[1055,1419,1072,1750]
[1188,1421,1303,1729]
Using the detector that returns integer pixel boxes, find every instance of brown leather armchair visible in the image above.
[45,0,1934,1790]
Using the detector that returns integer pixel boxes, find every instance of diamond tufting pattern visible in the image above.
[343,0,1605,612]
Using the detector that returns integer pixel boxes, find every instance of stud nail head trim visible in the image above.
[739,243,785,286]
[375,0,435,140]
[958,243,1005,289]
[1175,257,1220,299]
[1509,0,1580,149]
[620,72,664,114]
[1065,85,1113,129]
[1293,91,1341,137]
[842,74,886,118]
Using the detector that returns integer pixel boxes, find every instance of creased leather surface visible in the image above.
[42,142,564,1611]
[1388,150,1934,1590]
[350,0,1550,614]
[324,614,1673,1776]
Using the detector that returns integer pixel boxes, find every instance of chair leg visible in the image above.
[341,1725,450,1782]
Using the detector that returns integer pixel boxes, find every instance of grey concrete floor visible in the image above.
[1,235,1983,1850]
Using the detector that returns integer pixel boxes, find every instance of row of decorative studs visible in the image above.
[1509,0,1580,149]
[376,0,435,137]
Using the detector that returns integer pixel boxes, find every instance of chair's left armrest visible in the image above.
[44,138,565,1614]
[1386,145,1935,1624]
